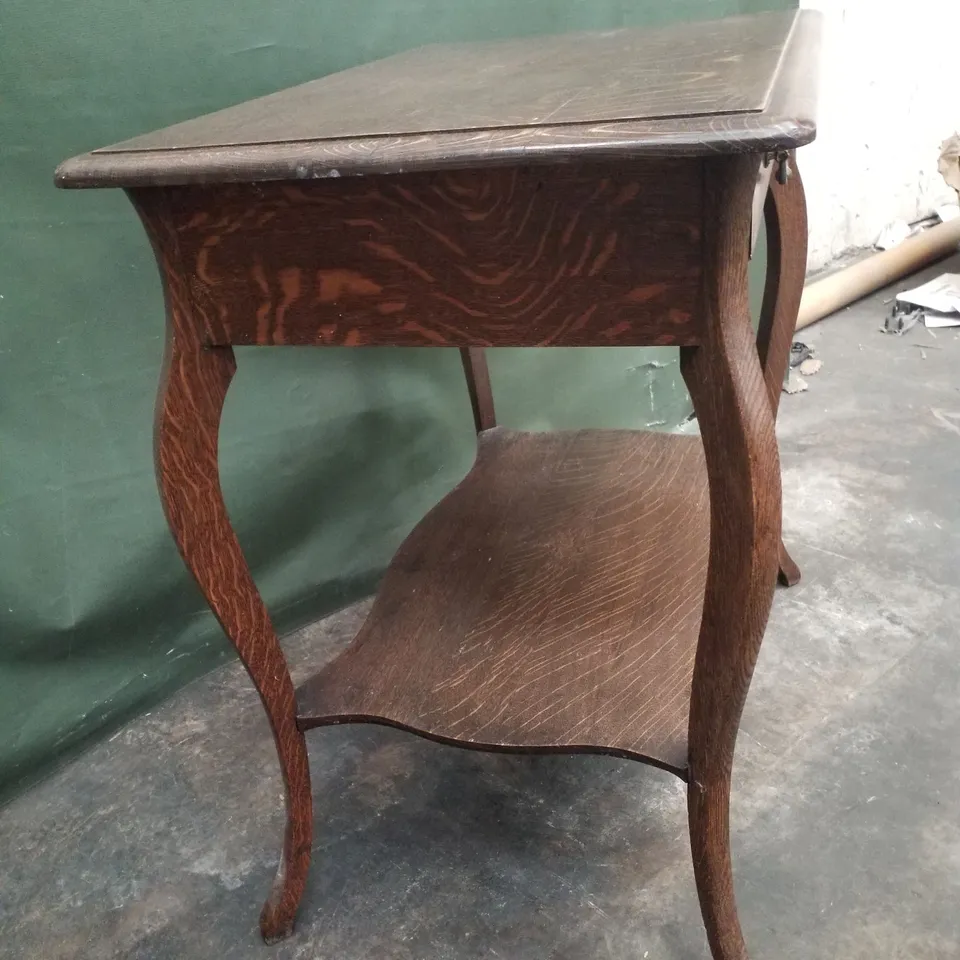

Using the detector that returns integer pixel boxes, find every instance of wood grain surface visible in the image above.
[297,427,709,776]
[153,161,703,348]
[681,154,782,960]
[96,13,792,150]
[131,190,314,944]
[54,12,821,188]
[757,153,808,589]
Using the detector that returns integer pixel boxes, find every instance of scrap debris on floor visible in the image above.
[885,272,960,334]
[782,340,822,395]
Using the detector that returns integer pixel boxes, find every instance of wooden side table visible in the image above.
[57,11,820,957]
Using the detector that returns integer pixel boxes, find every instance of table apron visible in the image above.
[131,159,707,349]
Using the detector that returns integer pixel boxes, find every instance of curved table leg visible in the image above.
[757,153,808,588]
[682,155,783,959]
[139,192,313,943]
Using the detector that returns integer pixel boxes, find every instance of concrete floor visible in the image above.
[3,256,960,959]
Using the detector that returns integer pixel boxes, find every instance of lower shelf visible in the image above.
[297,427,709,775]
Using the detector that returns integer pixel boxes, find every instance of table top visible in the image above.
[56,10,820,189]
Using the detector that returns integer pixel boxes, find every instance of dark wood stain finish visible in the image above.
[150,162,703,348]
[55,12,821,189]
[97,13,792,150]
[298,428,709,775]
[57,11,820,956]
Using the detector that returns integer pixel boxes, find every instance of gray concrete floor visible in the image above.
[3,256,960,959]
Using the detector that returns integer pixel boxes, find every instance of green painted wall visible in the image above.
[0,0,792,801]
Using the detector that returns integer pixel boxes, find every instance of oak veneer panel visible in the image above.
[98,13,791,150]
[55,12,821,187]
[297,427,709,775]
[160,161,703,348]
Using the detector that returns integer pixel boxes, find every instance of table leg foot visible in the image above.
[777,541,801,587]
[689,775,749,960]
[260,918,296,946]
[260,756,313,944]
[259,738,313,942]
